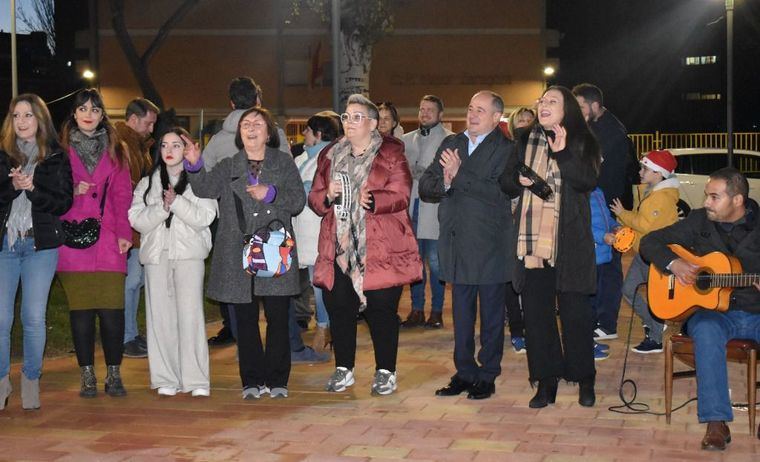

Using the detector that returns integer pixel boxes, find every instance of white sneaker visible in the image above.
[157,387,177,396]
[191,388,210,397]
[242,385,268,400]
[325,367,355,392]
[371,369,397,395]
[593,327,618,340]
[269,387,288,398]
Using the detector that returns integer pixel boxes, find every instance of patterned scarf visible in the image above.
[517,126,562,268]
[69,127,108,174]
[329,131,382,309]
[5,140,38,250]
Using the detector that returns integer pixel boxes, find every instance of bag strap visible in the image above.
[233,193,247,234]
[252,219,288,238]
[98,178,110,218]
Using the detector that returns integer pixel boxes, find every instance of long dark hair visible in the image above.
[60,88,125,167]
[544,85,601,174]
[143,127,190,228]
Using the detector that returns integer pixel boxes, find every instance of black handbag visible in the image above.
[62,179,108,249]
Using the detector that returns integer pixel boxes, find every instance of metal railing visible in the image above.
[629,131,760,156]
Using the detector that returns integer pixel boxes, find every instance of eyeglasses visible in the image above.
[241,121,266,131]
[536,97,561,107]
[340,112,374,124]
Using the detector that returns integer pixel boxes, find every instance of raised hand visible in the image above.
[181,134,202,165]
[547,124,566,152]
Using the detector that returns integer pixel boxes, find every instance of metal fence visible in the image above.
[629,132,760,156]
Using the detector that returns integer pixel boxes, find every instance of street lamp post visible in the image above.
[726,0,734,167]
[10,0,18,97]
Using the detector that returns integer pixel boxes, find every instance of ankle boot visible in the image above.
[79,366,97,398]
[529,378,559,408]
[105,365,127,397]
[578,377,595,407]
[21,374,40,410]
[0,375,11,410]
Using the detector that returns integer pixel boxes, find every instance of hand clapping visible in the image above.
[439,148,461,186]
[163,184,177,211]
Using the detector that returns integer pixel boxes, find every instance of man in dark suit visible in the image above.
[419,91,520,399]
[640,168,760,451]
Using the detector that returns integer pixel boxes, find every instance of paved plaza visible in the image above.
[1,283,759,461]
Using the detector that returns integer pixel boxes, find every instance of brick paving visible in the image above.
[1,282,759,460]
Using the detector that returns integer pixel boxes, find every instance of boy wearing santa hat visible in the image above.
[608,149,680,353]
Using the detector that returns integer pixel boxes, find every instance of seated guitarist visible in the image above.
[640,167,760,451]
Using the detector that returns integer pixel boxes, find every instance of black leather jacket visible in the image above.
[0,148,74,251]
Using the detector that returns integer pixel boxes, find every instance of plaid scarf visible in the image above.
[517,126,562,269]
[329,131,382,309]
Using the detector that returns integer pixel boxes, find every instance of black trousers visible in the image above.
[70,309,124,367]
[234,284,290,389]
[505,281,525,337]
[323,264,402,372]
[521,267,595,383]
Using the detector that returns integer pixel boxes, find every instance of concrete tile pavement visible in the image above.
[0,282,758,461]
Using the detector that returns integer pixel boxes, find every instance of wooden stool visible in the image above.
[665,334,760,434]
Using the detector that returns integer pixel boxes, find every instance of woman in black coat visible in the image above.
[0,93,73,411]
[503,86,601,408]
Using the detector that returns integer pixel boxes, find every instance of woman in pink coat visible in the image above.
[57,89,133,399]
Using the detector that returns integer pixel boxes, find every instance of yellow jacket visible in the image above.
[616,177,680,253]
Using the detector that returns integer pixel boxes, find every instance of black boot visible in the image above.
[528,378,558,408]
[105,365,127,397]
[79,366,97,398]
[578,377,595,407]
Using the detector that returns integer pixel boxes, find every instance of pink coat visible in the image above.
[57,147,132,273]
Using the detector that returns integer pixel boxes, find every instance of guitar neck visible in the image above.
[705,273,760,288]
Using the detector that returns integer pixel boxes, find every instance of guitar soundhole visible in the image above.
[695,271,712,291]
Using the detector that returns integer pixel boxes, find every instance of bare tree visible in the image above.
[17,0,55,54]
[108,0,200,110]
[291,0,394,107]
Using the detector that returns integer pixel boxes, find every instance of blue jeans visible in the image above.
[0,235,58,379]
[288,298,305,352]
[307,266,329,327]
[123,248,144,343]
[410,239,444,313]
[590,251,623,333]
[686,309,760,422]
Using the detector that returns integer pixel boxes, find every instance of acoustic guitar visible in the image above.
[647,244,760,321]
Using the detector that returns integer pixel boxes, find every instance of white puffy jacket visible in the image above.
[129,171,218,265]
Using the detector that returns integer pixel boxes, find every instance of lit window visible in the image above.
[682,93,722,101]
[684,55,718,66]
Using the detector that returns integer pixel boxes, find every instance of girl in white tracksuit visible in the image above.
[128,128,217,397]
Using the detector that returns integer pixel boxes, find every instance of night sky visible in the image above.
[548,0,760,133]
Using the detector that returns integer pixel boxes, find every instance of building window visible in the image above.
[683,92,722,101]
[684,55,718,66]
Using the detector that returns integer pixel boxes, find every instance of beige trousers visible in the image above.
[145,251,209,392]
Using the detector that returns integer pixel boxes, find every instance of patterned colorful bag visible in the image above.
[241,220,295,277]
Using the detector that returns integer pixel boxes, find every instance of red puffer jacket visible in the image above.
[308,136,422,291]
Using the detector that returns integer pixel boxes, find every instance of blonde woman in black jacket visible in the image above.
[0,94,73,411]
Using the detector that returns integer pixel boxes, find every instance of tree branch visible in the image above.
[141,0,200,66]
